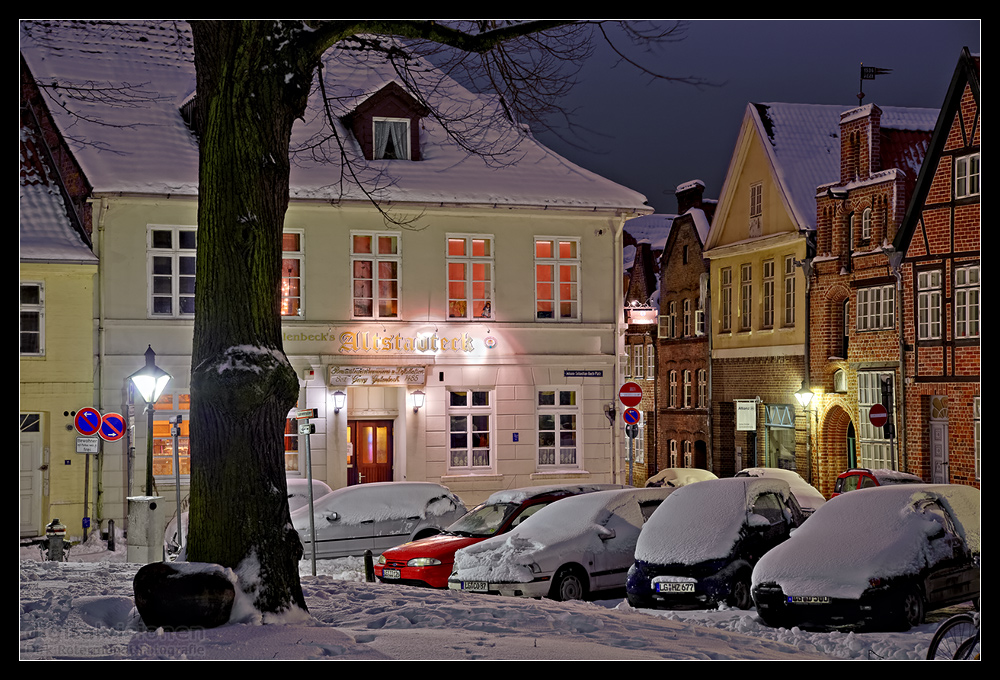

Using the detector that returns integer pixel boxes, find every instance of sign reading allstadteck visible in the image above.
[619,382,643,408]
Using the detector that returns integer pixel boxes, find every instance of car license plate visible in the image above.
[656,582,695,593]
[462,581,488,592]
[383,569,400,579]
[788,595,830,604]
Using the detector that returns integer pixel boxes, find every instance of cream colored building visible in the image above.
[23,22,650,530]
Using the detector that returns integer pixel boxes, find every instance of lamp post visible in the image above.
[127,345,172,496]
[794,381,815,484]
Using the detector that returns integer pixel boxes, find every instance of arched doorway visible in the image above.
[818,405,854,497]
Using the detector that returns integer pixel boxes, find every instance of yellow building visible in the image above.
[19,107,99,539]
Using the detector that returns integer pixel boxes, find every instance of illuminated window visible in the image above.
[351,232,400,318]
[447,235,493,320]
[152,392,191,478]
[537,388,580,469]
[534,238,579,320]
[449,389,492,469]
[281,231,304,317]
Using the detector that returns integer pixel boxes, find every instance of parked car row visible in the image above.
[282,468,978,633]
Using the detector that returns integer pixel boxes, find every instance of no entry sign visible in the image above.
[868,403,889,428]
[619,382,643,407]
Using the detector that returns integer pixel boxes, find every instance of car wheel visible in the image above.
[550,566,588,602]
[727,575,753,610]
[897,587,925,630]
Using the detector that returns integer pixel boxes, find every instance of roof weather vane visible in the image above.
[858,63,892,104]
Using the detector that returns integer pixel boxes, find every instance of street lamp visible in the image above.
[794,381,814,410]
[794,381,815,486]
[127,345,172,496]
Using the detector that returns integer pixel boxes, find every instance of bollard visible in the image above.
[44,518,67,561]
[107,519,116,552]
[364,550,375,582]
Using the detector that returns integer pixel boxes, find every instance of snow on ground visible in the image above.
[19,531,962,660]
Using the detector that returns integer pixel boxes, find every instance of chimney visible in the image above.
[675,179,706,215]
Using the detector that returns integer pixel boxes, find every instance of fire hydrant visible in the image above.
[43,518,68,561]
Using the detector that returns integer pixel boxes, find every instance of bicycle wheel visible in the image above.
[927,613,978,660]
[954,633,980,660]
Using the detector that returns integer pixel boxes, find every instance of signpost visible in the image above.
[295,408,319,575]
[619,384,643,486]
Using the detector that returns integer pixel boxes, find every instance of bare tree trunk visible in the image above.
[186,21,317,617]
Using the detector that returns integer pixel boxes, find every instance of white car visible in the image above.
[292,481,467,559]
[734,467,826,516]
[448,487,673,601]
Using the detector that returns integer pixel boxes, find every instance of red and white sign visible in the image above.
[619,382,643,407]
[75,408,102,436]
[99,412,126,442]
[868,403,889,428]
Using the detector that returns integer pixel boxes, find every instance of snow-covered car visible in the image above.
[734,467,826,515]
[292,481,467,559]
[626,477,806,610]
[831,468,923,497]
[374,484,624,588]
[165,478,334,556]
[448,487,674,601]
[752,484,980,631]
[644,467,718,488]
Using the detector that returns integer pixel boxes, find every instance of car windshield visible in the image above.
[445,502,519,537]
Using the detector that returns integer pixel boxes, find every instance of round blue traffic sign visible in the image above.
[99,412,126,442]
[623,407,641,425]
[75,408,102,436]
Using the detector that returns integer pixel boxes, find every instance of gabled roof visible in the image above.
[19,20,650,213]
[708,101,937,250]
[894,47,980,255]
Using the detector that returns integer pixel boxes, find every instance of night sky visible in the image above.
[533,19,981,215]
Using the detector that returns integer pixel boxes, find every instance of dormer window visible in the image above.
[374,118,410,160]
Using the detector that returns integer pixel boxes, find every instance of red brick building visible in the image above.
[893,48,980,489]
[656,181,714,473]
[809,103,937,496]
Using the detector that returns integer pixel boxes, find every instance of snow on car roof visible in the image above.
[290,481,459,525]
[735,467,826,512]
[752,484,980,599]
[635,478,792,566]
[869,469,924,484]
[484,483,624,505]
[645,467,718,488]
[453,487,670,583]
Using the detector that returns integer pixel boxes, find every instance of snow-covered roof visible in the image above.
[624,213,675,251]
[747,102,938,231]
[19,124,97,264]
[752,484,980,599]
[19,21,650,213]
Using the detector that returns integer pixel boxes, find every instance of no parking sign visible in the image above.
[99,412,126,442]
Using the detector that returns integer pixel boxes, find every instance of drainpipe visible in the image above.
[886,247,907,472]
[89,196,110,532]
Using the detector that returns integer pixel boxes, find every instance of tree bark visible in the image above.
[187,21,319,617]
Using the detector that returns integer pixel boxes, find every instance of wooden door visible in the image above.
[348,420,393,485]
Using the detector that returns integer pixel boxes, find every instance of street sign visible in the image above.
[619,382,643,407]
[99,412,126,442]
[868,403,889,428]
[623,407,641,425]
[76,437,100,454]
[625,423,639,439]
[296,408,319,420]
[74,408,102,436]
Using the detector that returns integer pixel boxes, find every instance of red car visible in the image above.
[831,468,923,497]
[374,484,623,588]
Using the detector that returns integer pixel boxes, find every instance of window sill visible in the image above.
[530,470,590,480]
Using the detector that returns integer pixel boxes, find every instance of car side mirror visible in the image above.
[597,527,616,541]
[324,511,340,523]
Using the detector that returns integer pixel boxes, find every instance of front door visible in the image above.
[930,396,949,484]
[348,420,394,485]
[20,424,43,536]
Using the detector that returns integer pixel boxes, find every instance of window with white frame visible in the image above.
[764,404,796,470]
[683,370,692,408]
[955,265,980,339]
[740,263,752,331]
[696,303,705,336]
[537,388,580,469]
[720,267,733,332]
[449,389,493,469]
[857,284,895,331]
[447,235,493,320]
[149,226,196,317]
[669,439,678,467]
[917,270,943,340]
[683,299,692,337]
[783,255,796,327]
[351,232,400,318]
[861,208,872,240]
[632,343,644,379]
[750,182,762,218]
[646,344,655,381]
[955,153,980,199]
[622,346,632,378]
[974,396,980,480]
[534,238,579,320]
[858,372,897,469]
[373,118,410,160]
[20,282,44,356]
[697,369,707,408]
[669,371,678,408]
[667,301,677,338]
[632,415,645,464]
[281,231,304,317]
[683,440,693,467]
[762,259,775,329]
